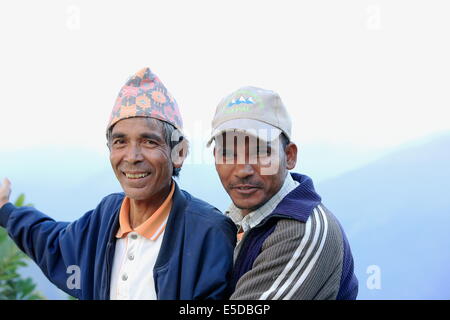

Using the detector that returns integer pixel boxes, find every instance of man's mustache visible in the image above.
[229,180,264,189]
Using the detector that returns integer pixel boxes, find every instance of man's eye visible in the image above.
[113,139,125,145]
[257,146,271,157]
[144,139,157,145]
[222,149,234,158]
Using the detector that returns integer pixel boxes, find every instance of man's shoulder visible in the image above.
[87,192,125,219]
[315,203,347,241]
[181,190,234,227]
[257,204,345,274]
[264,204,344,251]
[99,192,125,207]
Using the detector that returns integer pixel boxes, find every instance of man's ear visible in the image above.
[285,143,297,170]
[172,139,189,169]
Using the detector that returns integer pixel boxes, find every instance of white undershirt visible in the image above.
[109,229,165,300]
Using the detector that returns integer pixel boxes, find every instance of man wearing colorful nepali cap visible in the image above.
[208,86,358,300]
[0,67,236,300]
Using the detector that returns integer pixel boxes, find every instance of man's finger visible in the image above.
[1,178,11,195]
[3,178,11,188]
[0,177,12,207]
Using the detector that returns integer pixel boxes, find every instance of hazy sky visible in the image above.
[1,0,449,161]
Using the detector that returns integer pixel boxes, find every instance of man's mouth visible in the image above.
[235,186,257,190]
[122,172,151,179]
[232,184,261,194]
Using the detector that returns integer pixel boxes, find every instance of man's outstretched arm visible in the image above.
[0,178,96,299]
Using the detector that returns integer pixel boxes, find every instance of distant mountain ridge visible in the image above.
[316,132,450,299]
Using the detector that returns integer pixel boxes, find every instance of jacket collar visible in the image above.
[153,180,188,270]
[268,172,322,223]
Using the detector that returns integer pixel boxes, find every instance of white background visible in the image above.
[1,0,449,159]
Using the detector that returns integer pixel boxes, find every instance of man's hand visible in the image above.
[0,178,11,209]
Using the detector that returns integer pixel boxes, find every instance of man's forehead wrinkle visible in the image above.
[112,118,165,140]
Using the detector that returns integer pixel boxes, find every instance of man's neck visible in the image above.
[129,182,172,229]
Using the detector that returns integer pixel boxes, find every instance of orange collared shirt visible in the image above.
[116,182,175,241]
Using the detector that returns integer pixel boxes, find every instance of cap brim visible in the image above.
[206,119,281,147]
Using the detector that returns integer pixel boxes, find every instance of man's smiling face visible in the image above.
[109,117,173,201]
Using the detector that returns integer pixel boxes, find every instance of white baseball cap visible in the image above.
[207,86,292,147]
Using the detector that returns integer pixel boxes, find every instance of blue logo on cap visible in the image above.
[227,96,255,107]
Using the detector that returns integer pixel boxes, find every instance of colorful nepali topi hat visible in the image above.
[107,67,183,133]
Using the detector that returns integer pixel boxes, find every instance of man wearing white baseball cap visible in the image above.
[209,86,358,300]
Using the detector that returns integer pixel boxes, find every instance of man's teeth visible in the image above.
[125,173,150,179]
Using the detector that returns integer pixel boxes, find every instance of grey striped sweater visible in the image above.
[230,173,358,300]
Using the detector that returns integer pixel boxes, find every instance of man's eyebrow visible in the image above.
[110,132,164,141]
[111,132,126,140]
[140,132,164,142]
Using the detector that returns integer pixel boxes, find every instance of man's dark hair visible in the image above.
[106,118,189,177]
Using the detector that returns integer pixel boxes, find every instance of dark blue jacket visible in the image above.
[0,182,237,300]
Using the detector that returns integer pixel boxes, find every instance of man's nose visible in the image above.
[234,163,255,179]
[124,143,144,163]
